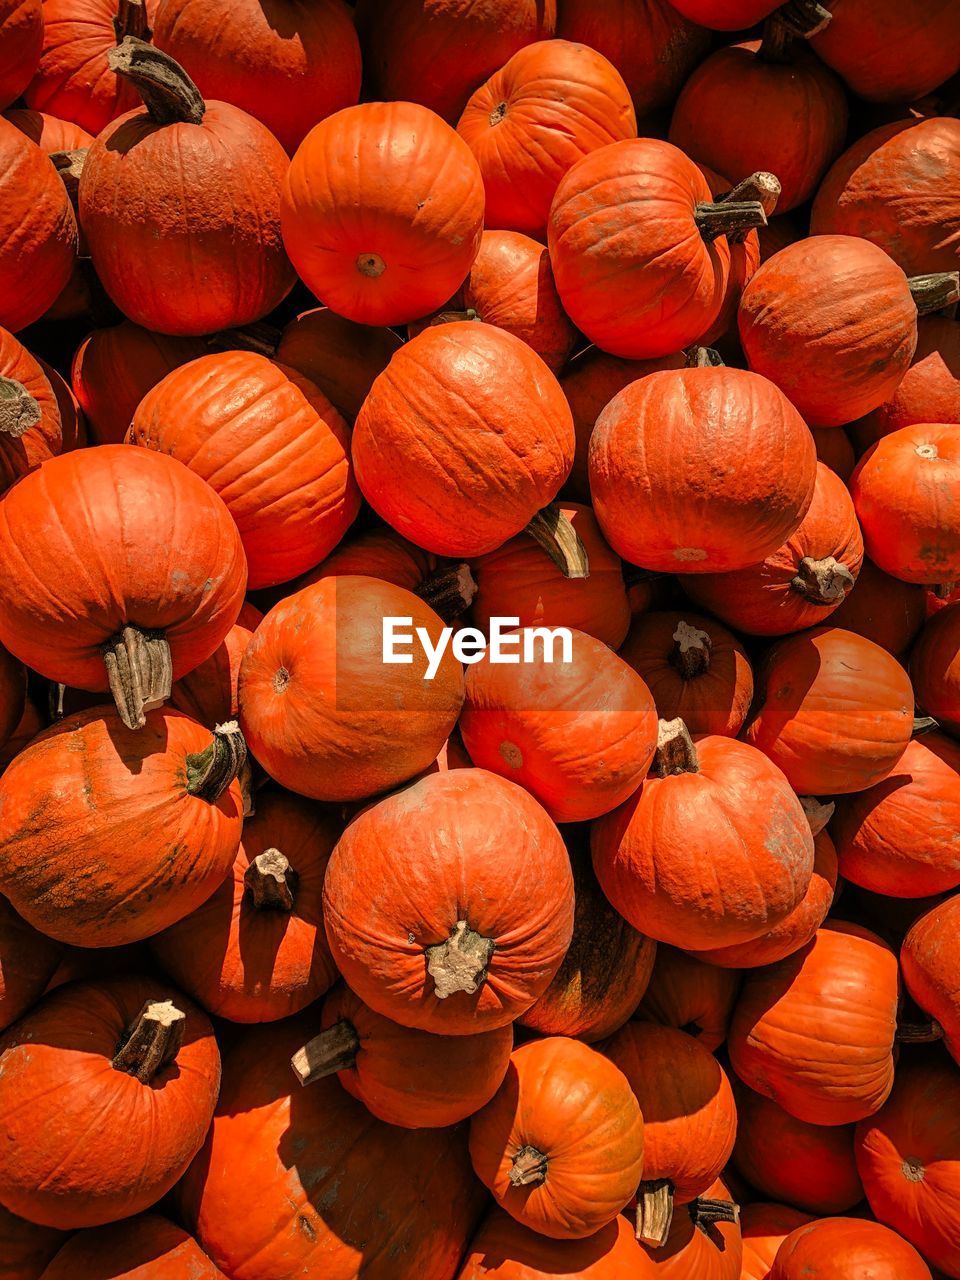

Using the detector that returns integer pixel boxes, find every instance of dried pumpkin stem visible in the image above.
[933,581,957,600]
[909,272,960,316]
[108,37,205,126]
[509,1145,548,1188]
[186,720,247,803]
[695,200,767,244]
[791,555,855,604]
[417,562,478,623]
[651,718,699,778]
[691,1197,741,1229]
[113,0,152,42]
[684,345,724,368]
[426,308,481,328]
[672,620,712,679]
[207,322,282,358]
[912,715,939,736]
[525,504,590,580]
[291,1020,361,1086]
[112,1000,185,1083]
[0,378,41,438]
[426,920,495,999]
[718,173,782,238]
[244,848,297,911]
[636,1179,675,1247]
[759,14,799,62]
[896,1018,944,1044]
[102,624,173,730]
[800,795,835,836]
[49,148,86,209]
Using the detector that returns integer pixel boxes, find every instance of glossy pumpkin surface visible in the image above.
[635,947,740,1052]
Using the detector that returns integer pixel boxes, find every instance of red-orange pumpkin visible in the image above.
[39,1215,224,1279]
[274,306,403,423]
[34,358,85,453]
[456,1208,655,1279]
[636,1179,742,1278]
[0,897,62,1033]
[740,1203,813,1280]
[171,602,261,729]
[911,604,960,734]
[634,948,740,1052]
[3,107,92,151]
[668,0,777,28]
[770,1217,933,1280]
[0,0,42,109]
[0,1204,64,1280]
[0,325,63,493]
[830,558,927,655]
[901,895,960,1065]
[323,769,574,1035]
[813,426,856,482]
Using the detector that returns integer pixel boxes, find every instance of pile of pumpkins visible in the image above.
[1,0,960,1277]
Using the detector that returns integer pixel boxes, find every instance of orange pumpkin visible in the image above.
[911,604,960,734]
[813,425,857,482]
[34,358,85,453]
[456,1208,655,1279]
[696,166,766,350]
[901,895,960,1065]
[171,602,261,730]
[0,640,25,753]
[637,1178,742,1279]
[274,306,403,423]
[0,0,42,110]
[635,948,741,1052]
[0,897,62,1034]
[740,1203,813,1280]
[38,1215,224,1280]
[4,106,92,150]
[770,1217,933,1280]
[830,558,926,655]
[0,325,63,493]
[0,1203,65,1280]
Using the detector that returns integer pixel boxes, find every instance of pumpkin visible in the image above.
[353,322,575,558]
[457,39,636,239]
[4,107,93,151]
[0,0,42,109]
[469,1036,644,1241]
[739,235,960,427]
[292,983,513,1128]
[0,445,247,730]
[0,696,43,773]
[171,602,261,730]
[744,627,914,794]
[34,358,86,453]
[0,325,64,493]
[634,948,741,1052]
[323,769,574,1034]
[129,350,360,589]
[740,1203,813,1280]
[911,605,960,734]
[696,168,770,350]
[668,0,778,28]
[0,897,62,1033]
[855,1059,960,1278]
[274,306,403,423]
[39,1215,224,1279]
[901,895,960,1065]
[619,610,754,737]
[733,1085,864,1215]
[813,426,856,482]
[0,1206,64,1280]
[79,40,294,336]
[592,720,814,952]
[518,827,656,1043]
[354,0,556,124]
[456,1208,655,1279]
[728,921,899,1126]
[770,1217,933,1280]
[830,558,927,655]
[0,708,244,947]
[851,424,960,587]
[637,1179,742,1279]
[0,975,219,1229]
[152,0,360,154]
[590,365,816,572]
[684,463,864,636]
[238,576,464,801]
[549,140,768,359]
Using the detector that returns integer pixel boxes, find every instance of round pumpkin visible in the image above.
[744,627,914,794]
[171,601,261,730]
[0,1205,65,1280]
[353,322,574,557]
[813,425,857,482]
[0,0,42,110]
[589,365,817,572]
[637,1179,742,1279]
[39,1215,223,1280]
[770,1217,933,1280]
[728,921,899,1126]
[0,897,63,1034]
[634,948,741,1053]
[911,604,960,734]
[669,0,778,28]
[238,576,464,802]
[0,325,64,494]
[901,895,960,1066]
[469,1036,645,1241]
[740,1203,813,1280]
[3,107,92,151]
[274,306,403,423]
[830,558,927,656]
[456,1208,655,1279]
[457,39,636,239]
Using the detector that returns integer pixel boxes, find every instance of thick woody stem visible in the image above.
[417,562,478,623]
[718,173,781,243]
[291,1020,361,1086]
[791,555,855,604]
[692,1197,741,1229]
[426,920,495,999]
[112,1000,185,1083]
[896,1018,944,1044]
[186,720,247,803]
[672,620,712,679]
[113,0,152,41]
[244,849,297,910]
[108,38,205,126]
[651,718,699,778]
[772,0,833,38]
[207,322,282,358]
[0,378,41,438]
[525,504,590,580]
[49,148,86,209]
[509,1146,548,1188]
[909,272,960,316]
[636,1179,675,1247]
[913,715,939,736]
[102,625,172,730]
[425,308,481,327]
[685,345,724,368]
[695,200,767,244]
[800,795,834,837]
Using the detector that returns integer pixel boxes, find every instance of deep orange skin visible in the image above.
[0,706,244,947]
[0,0,41,109]
[901,895,960,1065]
[0,325,64,495]
[456,1209,655,1279]
[0,446,247,691]
[830,558,926,656]
[80,100,294,337]
[179,1015,486,1280]
[911,604,960,734]
[669,0,777,28]
[0,896,62,1033]
[813,426,856,482]
[3,106,91,150]
[171,602,262,729]
[40,1215,224,1279]
[323,769,574,1035]
[0,976,219,1230]
[469,1037,645,1240]
[302,527,434,594]
[635,947,740,1052]
[637,1177,742,1279]
[850,316,960,452]
[770,1217,932,1280]
[729,921,899,1126]
[458,40,636,239]
[739,1203,813,1280]
[0,1204,64,1280]
[275,307,403,423]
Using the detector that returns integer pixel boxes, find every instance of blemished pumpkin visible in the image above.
[291,983,513,1128]
[274,306,403,423]
[0,976,220,1229]
[634,948,741,1053]
[179,1015,487,1280]
[0,445,247,730]
[728,921,900,1126]
[323,769,574,1035]
[129,350,360,589]
[79,40,294,336]
[238,576,464,802]
[0,325,63,493]
[830,558,927,656]
[4,106,92,151]
[353,322,575,558]
[456,1208,655,1279]
[770,1217,933,1280]
[619,611,754,737]
[469,1036,645,1241]
[457,39,636,239]
[684,463,864,636]
[911,605,960,735]
[637,1179,742,1279]
[0,896,62,1033]
[744,627,914,795]
[589,366,817,573]
[740,1203,813,1280]
[0,0,42,110]
[812,426,856,482]
[171,602,261,730]
[0,707,244,947]
[901,895,960,1066]
[39,1215,224,1280]
[591,720,814,952]
[281,102,484,327]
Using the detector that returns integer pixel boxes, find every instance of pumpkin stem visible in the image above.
[909,272,960,316]
[672,620,712,679]
[695,200,767,244]
[800,795,834,836]
[896,1018,944,1044]
[425,308,481,328]
[684,345,724,367]
[113,0,152,42]
[417,562,478,624]
[636,1179,675,1247]
[244,848,298,911]
[651,718,699,778]
[112,1000,185,1083]
[525,504,590,580]
[691,1197,741,1230]
[49,148,86,209]
[108,38,205,126]
[0,378,41,439]
[509,1145,548,1188]
[291,1019,361,1086]
[912,715,939,736]
[186,720,247,803]
[426,920,496,999]
[715,172,781,242]
[102,625,173,731]
[791,555,855,605]
[207,322,282,359]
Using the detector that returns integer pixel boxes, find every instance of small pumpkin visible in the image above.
[637,1179,742,1279]
[740,1203,813,1280]
[0,1205,65,1280]
[634,948,741,1052]
[830,558,926,656]
[813,426,856,482]
[0,0,42,110]
[0,325,64,494]
[901,895,960,1066]
[456,1208,654,1279]
[0,897,63,1034]
[911,604,960,735]
[171,601,261,730]
[770,1217,933,1280]
[38,1215,224,1280]
[274,306,403,423]
[4,107,92,151]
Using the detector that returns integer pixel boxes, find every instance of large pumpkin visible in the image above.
[79,40,294,336]
[911,604,960,734]
[0,976,219,1229]
[637,1179,742,1279]
[456,1208,655,1279]
[275,307,403,423]
[901,895,960,1065]
[770,1217,933,1280]
[171,601,261,730]
[634,948,740,1053]
[0,0,42,109]
[0,1204,64,1280]
[0,325,63,493]
[238,576,464,801]
[740,1203,812,1280]
[588,366,817,572]
[38,1215,224,1279]
[0,897,62,1033]
[830,557,927,656]
[468,1036,645,1240]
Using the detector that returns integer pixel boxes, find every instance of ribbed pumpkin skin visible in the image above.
[739,235,919,427]
[302,527,434,594]
[831,558,926,656]
[901,896,960,1065]
[685,464,864,635]
[458,40,636,238]
[0,706,243,947]
[469,1037,645,1241]
[549,140,731,360]
[150,791,339,1023]
[0,325,63,492]
[456,1209,654,1279]
[590,367,817,573]
[0,1204,64,1280]
[179,1016,486,1280]
[129,351,359,589]
[850,316,960,451]
[0,0,42,109]
[354,323,574,556]
[770,1218,933,1280]
[671,43,847,214]
[0,446,247,693]
[171,602,261,729]
[739,1204,812,1280]
[669,0,777,29]
[80,101,294,337]
[912,605,960,734]
[40,1216,224,1280]
[0,976,219,1230]
[813,426,856,482]
[323,770,574,1035]
[638,1177,742,1280]
[745,627,914,795]
[238,577,464,802]
[0,897,62,1033]
[3,107,92,150]
[281,103,484,327]
[635,948,740,1052]
[275,307,403,423]
[728,922,899,1126]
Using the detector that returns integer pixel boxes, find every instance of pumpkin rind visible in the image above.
[456,1208,654,1279]
[635,948,740,1052]
[0,0,42,110]
[0,325,63,495]
[830,557,926,655]
[0,1204,65,1280]
[739,1203,812,1280]
[0,897,63,1034]
[275,306,403,423]
[3,106,93,151]
[911,604,960,735]
[901,895,960,1065]
[39,1215,224,1279]
[770,1216,933,1280]
[171,601,261,729]
[637,1177,742,1279]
